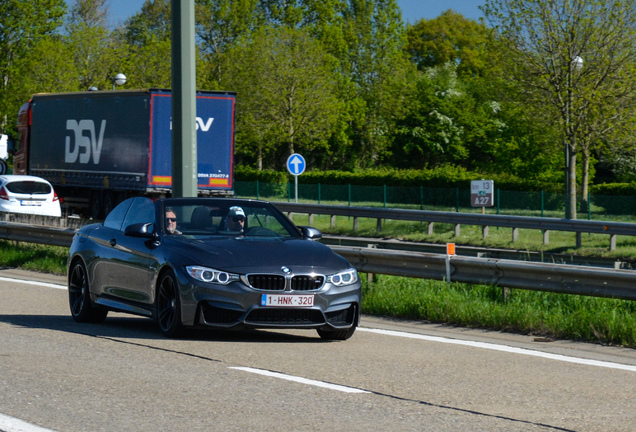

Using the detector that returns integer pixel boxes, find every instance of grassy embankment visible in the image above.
[3,210,636,347]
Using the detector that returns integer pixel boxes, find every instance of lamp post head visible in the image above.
[112,73,127,90]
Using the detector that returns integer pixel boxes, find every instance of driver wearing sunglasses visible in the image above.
[165,208,181,235]
[225,206,246,233]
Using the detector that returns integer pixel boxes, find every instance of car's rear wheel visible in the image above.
[68,260,107,323]
[157,270,182,337]
[317,326,356,341]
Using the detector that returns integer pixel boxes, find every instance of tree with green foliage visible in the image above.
[340,0,414,168]
[65,0,119,91]
[0,0,66,133]
[219,27,341,170]
[405,9,493,77]
[123,0,171,47]
[195,0,261,85]
[483,0,636,219]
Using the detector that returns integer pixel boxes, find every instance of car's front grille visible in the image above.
[247,274,325,291]
[291,275,324,291]
[246,308,325,325]
[248,274,286,290]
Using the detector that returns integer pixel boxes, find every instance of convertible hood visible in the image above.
[164,236,350,273]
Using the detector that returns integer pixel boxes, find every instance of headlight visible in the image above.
[186,266,239,285]
[327,268,358,286]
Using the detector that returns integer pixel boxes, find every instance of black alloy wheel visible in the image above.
[157,270,182,337]
[68,260,107,323]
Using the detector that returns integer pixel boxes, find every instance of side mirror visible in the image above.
[124,222,155,238]
[299,226,322,240]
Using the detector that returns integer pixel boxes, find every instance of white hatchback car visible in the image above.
[0,175,61,217]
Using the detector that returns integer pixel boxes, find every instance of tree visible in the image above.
[195,0,260,84]
[483,0,636,219]
[65,0,116,90]
[405,10,493,77]
[219,27,341,170]
[123,0,171,47]
[340,0,414,168]
[0,0,66,132]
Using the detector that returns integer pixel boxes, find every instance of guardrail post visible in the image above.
[330,215,336,228]
[543,230,549,245]
[353,217,358,231]
[309,214,314,225]
[576,232,582,248]
[454,224,460,237]
[367,243,377,285]
[482,226,489,239]
[428,222,434,235]
[610,234,617,251]
[512,227,518,242]
[376,218,382,233]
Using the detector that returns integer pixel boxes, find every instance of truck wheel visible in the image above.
[0,160,7,175]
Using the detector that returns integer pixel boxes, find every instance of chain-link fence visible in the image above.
[235,180,636,221]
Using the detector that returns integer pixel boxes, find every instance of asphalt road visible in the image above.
[1,269,635,432]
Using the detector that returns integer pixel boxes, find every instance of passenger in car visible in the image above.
[224,206,245,233]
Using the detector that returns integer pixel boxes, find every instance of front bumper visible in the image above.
[181,278,361,331]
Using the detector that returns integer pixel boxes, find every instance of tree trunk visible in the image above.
[580,147,590,215]
[568,145,577,220]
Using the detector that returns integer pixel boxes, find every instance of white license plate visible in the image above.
[261,294,314,307]
[20,201,42,206]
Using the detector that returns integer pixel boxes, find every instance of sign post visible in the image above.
[286,153,306,203]
[471,180,494,214]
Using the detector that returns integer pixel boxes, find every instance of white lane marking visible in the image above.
[5,275,636,373]
[359,327,636,372]
[0,276,66,290]
[229,367,370,393]
[0,413,58,432]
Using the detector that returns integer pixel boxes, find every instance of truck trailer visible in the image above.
[15,89,236,218]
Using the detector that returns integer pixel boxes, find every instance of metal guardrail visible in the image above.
[0,221,75,247]
[275,202,636,250]
[3,220,636,302]
[332,246,636,301]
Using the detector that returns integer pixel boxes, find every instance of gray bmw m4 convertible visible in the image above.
[67,197,361,340]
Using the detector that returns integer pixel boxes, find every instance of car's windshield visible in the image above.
[160,199,299,238]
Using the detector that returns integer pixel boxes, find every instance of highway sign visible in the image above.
[471,180,494,207]
[286,153,306,176]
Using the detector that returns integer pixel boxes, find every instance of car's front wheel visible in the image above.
[68,260,107,323]
[156,269,182,337]
[317,326,356,341]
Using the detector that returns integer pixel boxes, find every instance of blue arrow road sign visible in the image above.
[286,153,306,176]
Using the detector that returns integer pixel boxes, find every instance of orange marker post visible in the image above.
[445,243,455,283]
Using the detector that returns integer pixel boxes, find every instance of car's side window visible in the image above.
[122,197,156,232]
[104,198,134,230]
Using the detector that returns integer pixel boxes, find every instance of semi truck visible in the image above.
[14,89,236,218]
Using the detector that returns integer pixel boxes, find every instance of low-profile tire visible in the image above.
[317,326,356,341]
[68,260,108,323]
[156,269,183,338]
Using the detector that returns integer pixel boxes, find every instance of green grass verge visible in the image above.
[363,274,636,347]
[0,240,68,275]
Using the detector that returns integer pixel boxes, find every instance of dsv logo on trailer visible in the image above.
[65,119,106,164]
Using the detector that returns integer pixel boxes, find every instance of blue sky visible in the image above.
[105,0,485,28]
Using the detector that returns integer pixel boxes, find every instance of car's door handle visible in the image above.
[109,239,117,247]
